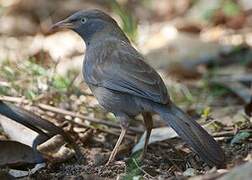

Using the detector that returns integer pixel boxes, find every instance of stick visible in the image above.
[38,103,143,134]
[56,116,134,140]
[212,129,252,138]
[0,96,143,134]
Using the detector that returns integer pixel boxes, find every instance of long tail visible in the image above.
[155,102,225,167]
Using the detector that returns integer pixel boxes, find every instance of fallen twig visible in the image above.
[212,129,252,138]
[55,115,134,140]
[211,74,252,83]
[37,103,143,134]
[0,96,143,134]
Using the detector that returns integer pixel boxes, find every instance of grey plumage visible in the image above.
[51,9,225,166]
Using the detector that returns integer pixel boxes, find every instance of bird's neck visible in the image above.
[85,27,130,47]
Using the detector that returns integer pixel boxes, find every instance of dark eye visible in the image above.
[81,17,87,24]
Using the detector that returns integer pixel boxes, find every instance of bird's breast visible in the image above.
[82,49,104,86]
[82,56,94,84]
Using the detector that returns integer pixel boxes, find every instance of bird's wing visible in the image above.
[85,41,169,104]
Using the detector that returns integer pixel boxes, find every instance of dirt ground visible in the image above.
[32,132,252,179]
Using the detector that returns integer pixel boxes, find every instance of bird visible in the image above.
[50,9,225,166]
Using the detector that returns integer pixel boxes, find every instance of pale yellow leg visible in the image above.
[106,127,127,165]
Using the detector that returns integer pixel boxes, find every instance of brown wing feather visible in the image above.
[84,40,169,104]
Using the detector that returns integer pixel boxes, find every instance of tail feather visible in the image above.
[156,103,225,166]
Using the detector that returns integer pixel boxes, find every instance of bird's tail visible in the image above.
[155,102,225,166]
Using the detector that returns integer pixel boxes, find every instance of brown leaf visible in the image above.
[0,140,42,168]
[37,135,75,163]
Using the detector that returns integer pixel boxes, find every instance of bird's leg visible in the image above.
[140,112,153,160]
[106,115,129,165]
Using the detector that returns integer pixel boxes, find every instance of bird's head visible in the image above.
[50,9,129,45]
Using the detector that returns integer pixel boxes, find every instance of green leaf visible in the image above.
[52,75,70,92]
[123,151,143,180]
[25,90,37,100]
[203,8,218,21]
[223,0,240,17]
[0,86,9,95]
[202,106,211,119]
[231,132,251,145]
[3,66,15,77]
[210,84,230,97]
[25,60,47,76]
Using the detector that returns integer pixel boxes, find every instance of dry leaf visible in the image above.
[132,127,178,153]
[37,135,75,162]
[0,115,48,147]
[0,140,43,167]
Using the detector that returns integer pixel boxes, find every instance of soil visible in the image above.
[32,134,252,180]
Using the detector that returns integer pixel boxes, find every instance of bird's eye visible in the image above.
[81,17,87,24]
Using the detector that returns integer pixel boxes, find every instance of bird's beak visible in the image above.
[49,18,74,33]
